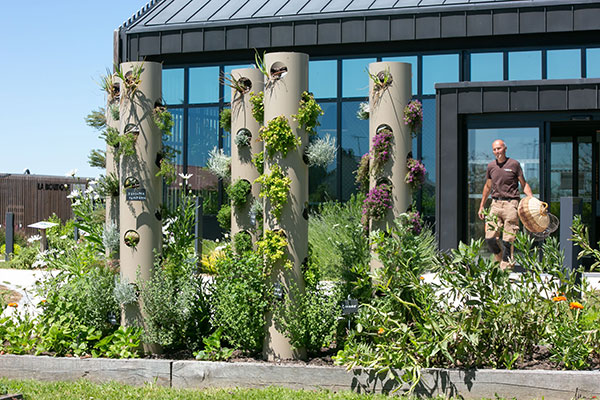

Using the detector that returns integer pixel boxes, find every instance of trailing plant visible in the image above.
[259,115,300,159]
[109,102,120,121]
[85,108,107,130]
[254,50,269,80]
[255,164,291,220]
[227,179,252,208]
[219,108,232,133]
[100,70,119,102]
[102,127,121,149]
[405,158,426,190]
[249,91,264,124]
[305,134,337,168]
[356,102,369,120]
[293,91,323,136]
[403,99,423,138]
[362,182,392,223]
[217,204,231,230]
[153,105,174,134]
[233,231,253,254]
[367,67,392,94]
[88,149,106,169]
[114,63,143,97]
[234,128,252,147]
[252,151,265,174]
[371,126,393,176]
[97,172,119,197]
[256,230,291,271]
[249,198,264,234]
[116,131,137,158]
[221,73,252,96]
[194,329,234,361]
[156,158,176,186]
[354,153,370,193]
[207,147,231,180]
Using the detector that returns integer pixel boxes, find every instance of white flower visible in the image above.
[88,180,97,186]
[178,173,193,180]
[85,186,94,194]
[32,260,46,269]
[27,235,42,243]
[65,169,78,177]
[67,189,81,199]
[59,235,67,240]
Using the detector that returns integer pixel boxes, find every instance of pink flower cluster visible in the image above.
[371,128,393,174]
[403,100,423,136]
[405,158,426,190]
[362,183,392,221]
[406,209,422,235]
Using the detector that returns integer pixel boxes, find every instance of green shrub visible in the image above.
[219,108,232,133]
[217,205,231,231]
[227,179,252,208]
[259,116,300,159]
[249,91,264,124]
[233,231,253,254]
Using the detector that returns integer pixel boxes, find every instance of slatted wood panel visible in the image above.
[0,174,87,235]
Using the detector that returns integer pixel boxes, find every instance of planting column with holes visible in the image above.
[230,68,264,242]
[368,62,412,271]
[118,61,163,346]
[105,74,120,258]
[262,52,308,360]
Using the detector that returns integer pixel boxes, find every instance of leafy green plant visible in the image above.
[304,134,336,167]
[234,128,252,147]
[194,329,234,361]
[109,102,120,121]
[259,116,300,159]
[102,127,120,149]
[91,326,142,358]
[100,70,120,102]
[217,204,231,230]
[254,50,269,79]
[354,153,370,193]
[233,231,253,254]
[219,108,232,133]
[153,105,174,134]
[571,215,600,270]
[85,108,107,130]
[114,63,143,97]
[255,164,291,220]
[88,149,106,169]
[293,91,324,136]
[367,67,392,94]
[97,173,119,197]
[252,150,264,174]
[256,230,291,271]
[156,157,176,186]
[116,131,137,158]
[227,179,252,208]
[249,91,264,124]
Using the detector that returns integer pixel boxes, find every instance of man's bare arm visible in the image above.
[478,179,492,220]
[519,175,533,197]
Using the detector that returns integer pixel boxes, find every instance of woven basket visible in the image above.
[518,196,550,233]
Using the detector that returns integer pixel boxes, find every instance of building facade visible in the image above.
[116,0,600,249]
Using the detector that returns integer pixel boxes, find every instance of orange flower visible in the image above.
[570,301,584,310]
[7,302,18,308]
[377,327,385,335]
[552,296,567,302]
[40,300,47,305]
[419,276,425,280]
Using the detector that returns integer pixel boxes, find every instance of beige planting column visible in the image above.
[118,61,163,333]
[368,62,412,271]
[105,75,120,259]
[230,68,264,241]
[262,52,308,360]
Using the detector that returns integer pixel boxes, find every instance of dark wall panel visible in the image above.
[519,8,545,34]
[546,7,573,32]
[129,36,139,61]
[568,85,598,110]
[272,23,294,47]
[248,25,270,48]
[139,33,160,55]
[482,87,508,113]
[318,20,341,44]
[574,4,600,31]
[492,10,518,35]
[415,14,440,39]
[467,11,492,37]
[441,13,465,38]
[182,31,203,52]
[390,15,414,40]
[295,22,317,45]
[226,27,248,49]
[510,87,538,111]
[458,89,481,114]
[204,29,226,51]
[341,19,365,43]
[539,87,567,110]
[161,31,182,54]
[366,17,389,42]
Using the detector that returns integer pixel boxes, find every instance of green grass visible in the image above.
[0,378,423,400]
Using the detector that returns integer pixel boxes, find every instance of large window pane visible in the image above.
[381,56,418,95]
[223,64,253,104]
[547,49,581,80]
[162,69,184,105]
[508,51,541,81]
[586,48,600,78]
[188,107,219,169]
[471,52,503,82]
[164,108,184,171]
[342,58,376,98]
[189,66,219,104]
[309,60,337,99]
[309,102,338,203]
[422,54,459,95]
[467,127,540,243]
[421,99,436,217]
[341,101,369,200]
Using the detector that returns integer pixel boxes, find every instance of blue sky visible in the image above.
[0,1,147,178]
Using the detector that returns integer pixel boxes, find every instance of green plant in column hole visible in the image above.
[100,69,120,102]
[102,127,120,149]
[259,115,300,159]
[367,67,392,94]
[227,179,252,208]
[370,126,393,176]
[219,108,232,133]
[249,91,264,124]
[292,91,323,136]
[109,102,120,121]
[252,151,265,175]
[217,204,231,231]
[85,108,107,130]
[403,100,423,138]
[97,172,119,197]
[354,153,370,194]
[153,104,174,134]
[255,164,291,221]
[156,158,176,186]
[88,149,106,169]
[257,229,292,272]
[233,231,253,254]
[254,50,269,80]
[220,73,252,96]
[362,182,392,224]
[153,106,178,186]
[234,128,252,147]
[117,130,138,158]
[114,63,143,97]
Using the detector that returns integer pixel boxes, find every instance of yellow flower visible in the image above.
[7,302,18,308]
[570,301,584,310]
[552,296,567,302]
[377,327,384,335]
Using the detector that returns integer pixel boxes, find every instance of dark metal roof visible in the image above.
[121,0,585,32]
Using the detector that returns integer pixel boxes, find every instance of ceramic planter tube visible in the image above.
[105,74,120,259]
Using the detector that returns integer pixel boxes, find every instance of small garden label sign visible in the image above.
[126,188,147,201]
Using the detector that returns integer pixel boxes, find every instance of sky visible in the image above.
[0,1,148,179]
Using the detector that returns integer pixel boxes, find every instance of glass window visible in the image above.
[188,107,219,169]
[309,102,338,203]
[189,66,219,104]
[547,49,581,80]
[422,54,459,95]
[341,101,369,200]
[223,64,253,104]
[420,99,436,217]
[342,58,376,98]
[162,69,184,105]
[309,60,337,99]
[586,48,600,78]
[381,56,418,95]
[164,108,184,171]
[508,51,541,81]
[466,127,540,242]
[471,52,503,82]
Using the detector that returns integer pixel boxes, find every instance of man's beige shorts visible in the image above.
[485,199,519,242]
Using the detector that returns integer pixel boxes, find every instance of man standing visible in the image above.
[478,139,533,269]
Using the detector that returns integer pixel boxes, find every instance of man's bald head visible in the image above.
[492,139,507,162]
